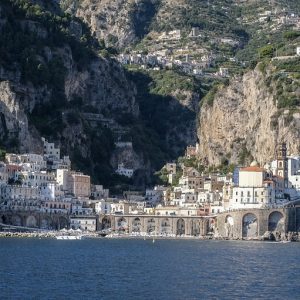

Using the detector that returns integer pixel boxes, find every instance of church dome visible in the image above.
[250,160,259,167]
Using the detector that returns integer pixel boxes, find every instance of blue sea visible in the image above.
[0,238,300,299]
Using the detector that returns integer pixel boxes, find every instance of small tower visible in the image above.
[276,142,288,188]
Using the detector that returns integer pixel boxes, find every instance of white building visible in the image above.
[197,191,221,205]
[42,199,72,214]
[145,186,167,204]
[95,200,112,215]
[155,205,179,216]
[116,163,134,178]
[71,202,93,215]
[19,154,47,172]
[15,170,55,188]
[42,137,60,161]
[229,163,276,210]
[70,216,97,231]
[1,185,41,201]
[218,67,229,77]
[42,138,71,170]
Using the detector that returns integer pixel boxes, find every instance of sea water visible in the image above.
[0,238,299,299]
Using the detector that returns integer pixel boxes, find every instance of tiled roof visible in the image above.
[240,166,265,172]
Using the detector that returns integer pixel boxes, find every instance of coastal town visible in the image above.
[117,8,300,77]
[0,137,300,240]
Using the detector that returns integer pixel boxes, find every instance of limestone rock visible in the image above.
[198,68,300,166]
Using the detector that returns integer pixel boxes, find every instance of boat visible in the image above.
[56,235,82,240]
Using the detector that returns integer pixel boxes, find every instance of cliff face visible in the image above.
[0,0,197,189]
[0,0,140,185]
[64,0,158,49]
[198,68,300,166]
[0,81,42,153]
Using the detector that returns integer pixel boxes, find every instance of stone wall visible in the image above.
[1,207,299,239]
[0,211,69,230]
[215,208,289,239]
[99,215,213,236]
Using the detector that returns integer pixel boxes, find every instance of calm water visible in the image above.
[0,238,300,300]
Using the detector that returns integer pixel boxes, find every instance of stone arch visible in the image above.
[117,217,128,232]
[40,217,53,230]
[191,219,200,236]
[101,216,112,230]
[26,215,37,228]
[11,215,22,226]
[161,218,171,235]
[132,217,142,232]
[242,213,258,238]
[147,218,156,233]
[59,217,69,230]
[200,219,209,236]
[268,211,284,232]
[225,215,234,238]
[0,215,7,224]
[177,218,185,236]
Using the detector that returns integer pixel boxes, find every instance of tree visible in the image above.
[258,45,275,59]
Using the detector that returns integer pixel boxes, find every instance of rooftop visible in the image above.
[240,166,265,172]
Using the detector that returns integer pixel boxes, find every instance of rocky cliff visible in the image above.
[0,0,197,190]
[0,0,140,185]
[62,0,159,49]
[198,67,300,166]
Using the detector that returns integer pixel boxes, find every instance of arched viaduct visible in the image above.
[0,211,69,230]
[99,215,213,236]
[1,207,300,238]
[215,208,293,239]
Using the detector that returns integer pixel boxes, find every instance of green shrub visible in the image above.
[258,45,275,59]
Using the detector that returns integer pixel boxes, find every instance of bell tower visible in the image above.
[276,142,288,188]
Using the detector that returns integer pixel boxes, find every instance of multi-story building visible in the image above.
[179,175,204,189]
[1,185,41,200]
[115,163,134,178]
[287,156,300,193]
[57,169,91,197]
[145,186,167,204]
[42,137,60,161]
[70,216,97,231]
[15,170,55,188]
[42,200,72,214]
[19,154,47,172]
[71,202,93,215]
[229,162,276,209]
[91,185,109,200]
[95,200,113,215]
